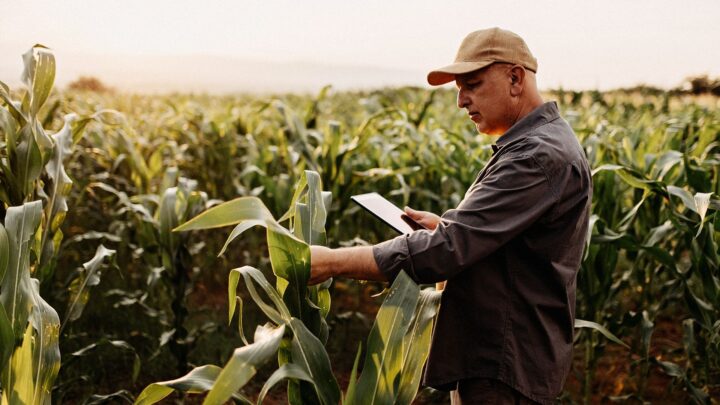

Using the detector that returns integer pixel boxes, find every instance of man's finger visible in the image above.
[404,206,420,218]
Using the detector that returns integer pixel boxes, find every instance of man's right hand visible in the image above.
[403,206,442,230]
[403,206,446,291]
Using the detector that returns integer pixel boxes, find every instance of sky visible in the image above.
[2,0,720,93]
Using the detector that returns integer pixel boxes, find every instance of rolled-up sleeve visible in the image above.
[373,154,558,284]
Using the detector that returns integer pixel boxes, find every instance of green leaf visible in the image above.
[257,363,313,405]
[27,278,61,405]
[0,201,43,340]
[38,114,77,279]
[0,201,60,404]
[592,164,661,191]
[694,192,713,237]
[195,183,327,340]
[0,80,27,126]
[278,171,309,223]
[287,318,341,405]
[68,339,141,383]
[316,278,332,319]
[235,297,249,346]
[134,365,224,405]
[0,223,9,285]
[63,245,116,328]
[204,324,286,405]
[304,170,328,246]
[2,323,35,404]
[343,343,363,405]
[175,196,288,234]
[652,358,710,405]
[574,319,629,348]
[617,192,648,232]
[158,186,180,254]
[350,271,421,405]
[176,196,305,261]
[227,272,251,346]
[396,288,442,405]
[267,230,316,328]
[14,123,43,198]
[293,202,311,242]
[667,186,697,213]
[0,303,13,372]
[233,266,291,324]
[21,45,55,117]
[217,219,267,257]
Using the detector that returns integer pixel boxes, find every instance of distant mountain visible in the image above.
[0,52,428,94]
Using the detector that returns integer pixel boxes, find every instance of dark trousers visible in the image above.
[450,378,540,405]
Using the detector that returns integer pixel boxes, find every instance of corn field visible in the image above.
[0,47,718,404]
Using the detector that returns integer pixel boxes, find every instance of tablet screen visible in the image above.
[351,192,424,234]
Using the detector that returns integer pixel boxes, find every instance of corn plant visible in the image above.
[90,168,209,377]
[567,97,720,403]
[0,45,119,404]
[135,170,441,404]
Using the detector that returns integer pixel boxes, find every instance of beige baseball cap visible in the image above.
[427,27,538,86]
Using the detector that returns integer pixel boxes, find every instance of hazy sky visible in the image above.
[2,0,719,93]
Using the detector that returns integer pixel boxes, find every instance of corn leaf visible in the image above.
[257,363,313,405]
[0,303,13,372]
[0,80,26,126]
[27,278,61,405]
[21,45,55,118]
[2,323,35,404]
[343,343,363,404]
[348,271,421,405]
[14,123,43,198]
[267,230,315,330]
[279,171,309,223]
[233,266,291,324]
[667,186,697,213]
[174,196,302,252]
[574,319,629,348]
[37,114,76,281]
[69,339,141,383]
[0,201,43,340]
[134,365,224,405]
[203,324,286,405]
[305,171,328,246]
[396,288,442,405]
[287,318,341,405]
[175,196,280,231]
[0,223,9,286]
[63,245,116,328]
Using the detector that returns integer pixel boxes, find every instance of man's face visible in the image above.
[455,64,515,136]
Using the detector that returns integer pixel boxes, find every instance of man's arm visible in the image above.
[309,245,387,285]
[309,207,443,286]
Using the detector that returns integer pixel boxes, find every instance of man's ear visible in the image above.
[508,65,525,97]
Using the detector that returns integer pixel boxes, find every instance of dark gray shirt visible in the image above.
[373,101,592,404]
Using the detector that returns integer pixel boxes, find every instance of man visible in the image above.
[310,27,592,404]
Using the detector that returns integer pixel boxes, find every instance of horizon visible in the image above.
[2,0,720,94]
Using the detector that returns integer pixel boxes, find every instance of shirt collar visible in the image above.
[493,101,560,152]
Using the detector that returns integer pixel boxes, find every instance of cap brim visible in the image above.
[426,60,496,86]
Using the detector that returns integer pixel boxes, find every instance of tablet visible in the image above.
[350,192,425,235]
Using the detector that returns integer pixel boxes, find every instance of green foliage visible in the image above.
[0,45,99,405]
[344,272,441,405]
[136,171,440,404]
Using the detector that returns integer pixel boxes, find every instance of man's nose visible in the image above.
[457,88,470,109]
